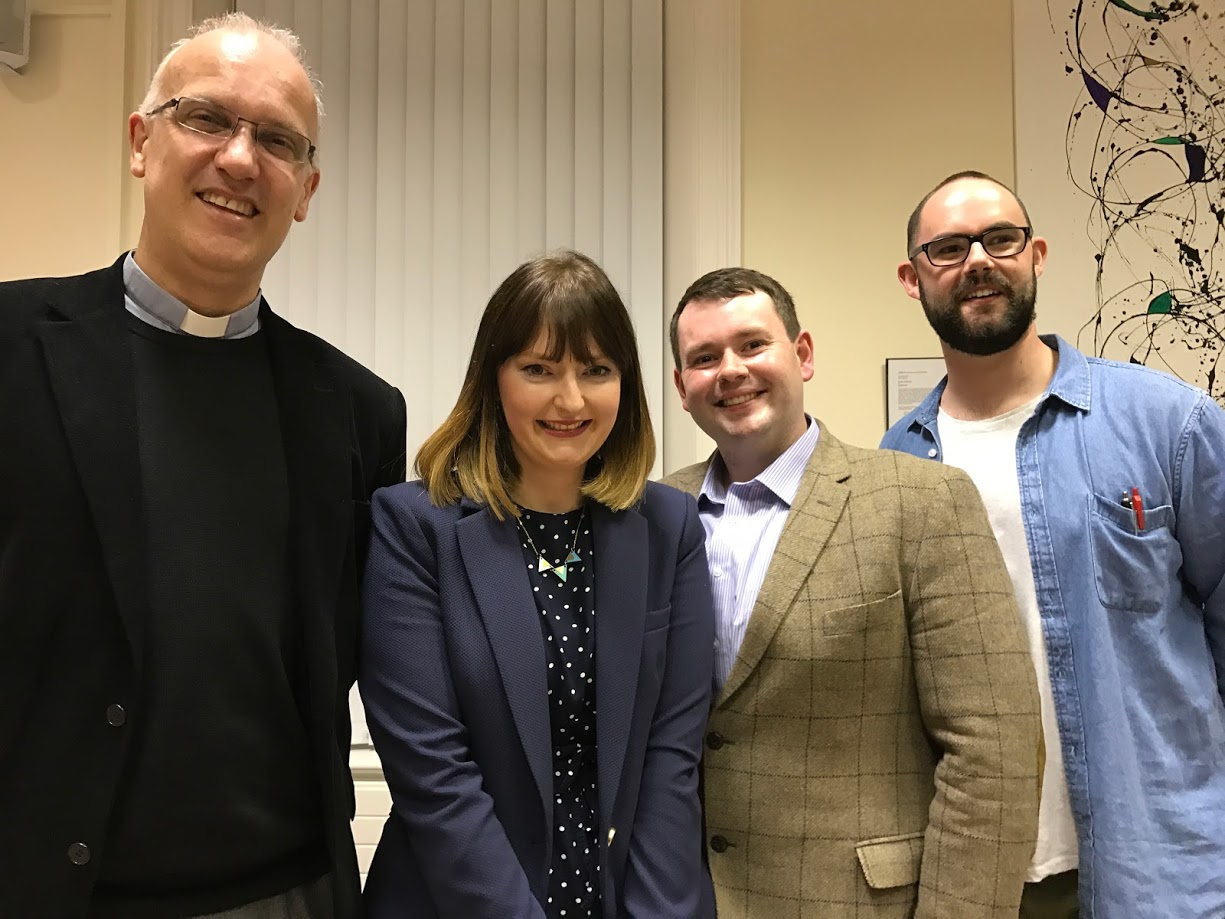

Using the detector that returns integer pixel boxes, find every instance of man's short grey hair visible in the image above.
[139,12,324,129]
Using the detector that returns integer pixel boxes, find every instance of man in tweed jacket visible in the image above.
[663,267,1040,919]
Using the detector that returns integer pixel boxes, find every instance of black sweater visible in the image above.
[91,318,325,917]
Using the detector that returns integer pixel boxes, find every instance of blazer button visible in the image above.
[709,835,731,854]
[106,704,126,727]
[706,731,724,750]
[67,842,91,866]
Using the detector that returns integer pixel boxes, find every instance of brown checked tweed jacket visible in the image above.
[665,425,1040,919]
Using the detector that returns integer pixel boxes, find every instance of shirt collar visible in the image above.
[907,333,1091,434]
[123,251,262,339]
[699,415,820,508]
[1040,334,1092,411]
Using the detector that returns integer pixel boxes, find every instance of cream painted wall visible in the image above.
[1,0,1014,448]
[740,0,1015,449]
[0,1,133,281]
[0,1,242,282]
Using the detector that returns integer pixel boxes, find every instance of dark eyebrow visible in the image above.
[680,341,711,363]
[930,221,1024,240]
[522,350,610,363]
[682,327,773,362]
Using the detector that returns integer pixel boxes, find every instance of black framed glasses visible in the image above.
[911,226,1032,267]
[146,97,316,165]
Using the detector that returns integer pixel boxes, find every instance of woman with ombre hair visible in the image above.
[360,250,715,918]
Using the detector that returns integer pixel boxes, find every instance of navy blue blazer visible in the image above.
[359,480,715,918]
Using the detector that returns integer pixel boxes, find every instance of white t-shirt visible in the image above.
[939,396,1079,882]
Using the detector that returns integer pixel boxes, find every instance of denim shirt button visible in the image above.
[927,448,937,458]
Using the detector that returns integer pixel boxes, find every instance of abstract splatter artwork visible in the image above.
[1015,1,1225,403]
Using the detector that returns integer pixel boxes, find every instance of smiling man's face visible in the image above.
[129,29,320,315]
[673,290,813,478]
[899,177,1048,357]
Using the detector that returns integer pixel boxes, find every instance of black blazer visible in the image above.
[0,256,407,918]
[359,481,716,918]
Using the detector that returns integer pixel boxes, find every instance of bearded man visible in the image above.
[882,170,1225,919]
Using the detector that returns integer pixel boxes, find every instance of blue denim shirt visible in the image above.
[881,335,1225,919]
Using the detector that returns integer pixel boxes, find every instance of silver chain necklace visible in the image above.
[516,506,586,583]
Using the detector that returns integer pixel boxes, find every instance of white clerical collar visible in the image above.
[122,252,262,339]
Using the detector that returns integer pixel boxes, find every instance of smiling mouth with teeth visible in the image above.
[539,420,589,432]
[718,392,761,407]
[200,191,258,217]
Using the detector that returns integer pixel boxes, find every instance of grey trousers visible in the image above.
[191,874,333,919]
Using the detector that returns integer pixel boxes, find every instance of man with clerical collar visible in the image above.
[664,267,1041,918]
[0,13,406,919]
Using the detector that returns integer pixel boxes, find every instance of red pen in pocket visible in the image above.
[1122,487,1145,531]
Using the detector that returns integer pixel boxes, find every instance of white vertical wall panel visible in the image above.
[401,1,437,453]
[627,0,663,436]
[516,0,547,260]
[573,0,603,258]
[661,0,739,473]
[345,1,379,359]
[600,0,631,292]
[543,0,576,244]
[238,0,665,745]
[430,1,465,407]
[240,0,663,462]
[488,0,520,284]
[372,0,407,384]
[460,1,492,351]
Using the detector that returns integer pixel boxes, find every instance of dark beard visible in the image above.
[919,271,1037,356]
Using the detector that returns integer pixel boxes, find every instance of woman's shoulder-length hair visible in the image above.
[415,250,655,519]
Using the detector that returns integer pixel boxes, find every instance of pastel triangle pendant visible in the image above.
[518,511,586,583]
[536,552,580,581]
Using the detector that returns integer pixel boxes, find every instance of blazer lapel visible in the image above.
[665,462,707,498]
[717,428,852,705]
[263,311,352,741]
[38,263,149,663]
[592,502,648,832]
[456,508,553,821]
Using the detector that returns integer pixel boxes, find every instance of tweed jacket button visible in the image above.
[709,835,730,853]
[105,703,126,727]
[706,731,724,750]
[67,842,91,866]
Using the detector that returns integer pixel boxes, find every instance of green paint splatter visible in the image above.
[1154,136,1185,145]
[1148,291,1173,314]
[1107,0,1170,21]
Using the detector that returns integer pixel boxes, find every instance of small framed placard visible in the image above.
[885,357,946,429]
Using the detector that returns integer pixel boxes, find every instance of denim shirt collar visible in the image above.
[909,334,1091,434]
[1042,334,1092,411]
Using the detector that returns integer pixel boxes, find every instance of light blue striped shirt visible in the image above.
[698,417,820,689]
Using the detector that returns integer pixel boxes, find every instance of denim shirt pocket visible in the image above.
[1088,493,1179,613]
